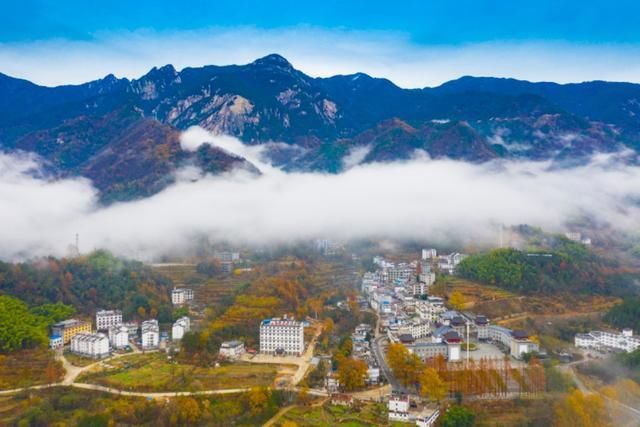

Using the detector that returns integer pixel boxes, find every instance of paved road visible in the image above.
[372,335,406,393]
[559,357,640,424]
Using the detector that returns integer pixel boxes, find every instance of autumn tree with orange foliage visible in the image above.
[554,389,610,427]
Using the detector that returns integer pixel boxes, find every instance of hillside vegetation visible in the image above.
[0,250,172,319]
[457,239,635,295]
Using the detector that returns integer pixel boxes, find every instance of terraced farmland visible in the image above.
[151,263,254,313]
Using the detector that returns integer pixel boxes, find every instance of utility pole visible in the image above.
[466,322,470,366]
[75,233,80,256]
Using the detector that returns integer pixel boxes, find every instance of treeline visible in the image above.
[0,250,173,319]
[456,240,630,294]
[387,344,551,401]
[603,298,640,332]
[0,295,75,352]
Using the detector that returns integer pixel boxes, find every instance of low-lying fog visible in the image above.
[1,126,639,261]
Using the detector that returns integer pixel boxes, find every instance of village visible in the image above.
[37,246,640,427]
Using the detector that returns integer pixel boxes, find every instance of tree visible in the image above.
[387,343,423,388]
[337,357,368,391]
[0,296,48,352]
[449,291,465,311]
[247,386,270,415]
[441,405,475,427]
[554,389,610,427]
[420,367,447,402]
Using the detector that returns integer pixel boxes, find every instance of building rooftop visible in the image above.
[52,319,87,328]
[96,309,122,316]
[511,330,530,340]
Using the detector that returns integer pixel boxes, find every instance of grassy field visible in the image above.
[77,352,282,392]
[64,350,102,367]
[0,349,63,390]
[278,402,394,427]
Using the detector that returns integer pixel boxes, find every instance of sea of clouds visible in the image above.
[0,126,639,261]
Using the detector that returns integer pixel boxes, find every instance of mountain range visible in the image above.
[2,53,640,203]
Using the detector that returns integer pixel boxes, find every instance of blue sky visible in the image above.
[2,1,640,87]
[3,0,639,44]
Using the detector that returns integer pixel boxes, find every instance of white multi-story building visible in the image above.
[259,316,304,356]
[575,329,640,353]
[70,332,110,358]
[416,300,446,323]
[141,319,159,349]
[388,395,410,422]
[172,316,190,340]
[49,335,63,350]
[171,288,194,305]
[438,253,467,274]
[487,325,538,358]
[96,309,122,331]
[108,325,129,349]
[422,248,437,260]
[399,319,431,339]
[219,340,246,359]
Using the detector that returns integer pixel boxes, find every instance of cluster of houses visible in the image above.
[325,323,381,393]
[50,308,191,359]
[575,328,640,353]
[363,251,539,363]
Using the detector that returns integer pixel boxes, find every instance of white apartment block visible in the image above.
[141,319,160,349]
[219,340,246,359]
[108,325,129,349]
[422,248,437,260]
[259,316,304,356]
[96,309,122,331]
[388,395,410,422]
[399,319,431,339]
[171,287,194,305]
[575,329,640,353]
[416,300,446,323]
[70,332,110,358]
[172,316,190,340]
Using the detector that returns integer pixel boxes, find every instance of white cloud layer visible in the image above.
[3,27,640,88]
[0,130,639,261]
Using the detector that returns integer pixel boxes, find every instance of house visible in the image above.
[141,319,159,349]
[51,319,92,344]
[219,340,245,359]
[259,316,304,356]
[171,288,194,305]
[415,407,440,427]
[123,322,139,336]
[70,332,110,358]
[108,325,129,349]
[367,367,381,384]
[331,394,354,407]
[95,309,122,331]
[49,335,63,349]
[325,371,340,393]
[172,316,190,340]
